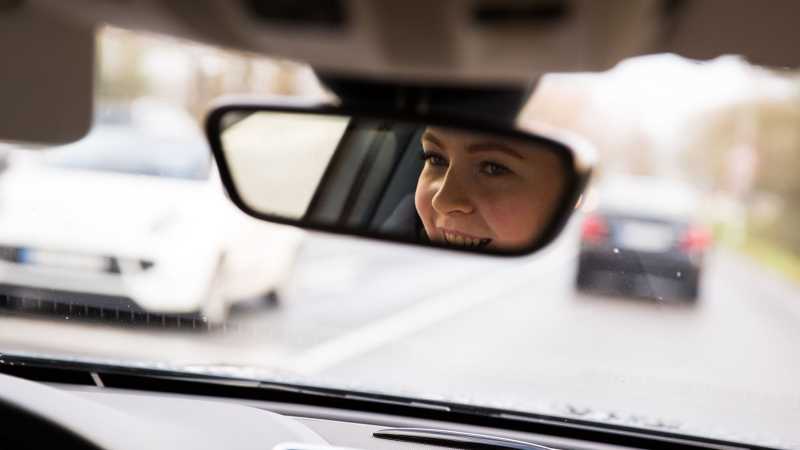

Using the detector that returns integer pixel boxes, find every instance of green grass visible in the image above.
[735,236,800,284]
[713,221,800,284]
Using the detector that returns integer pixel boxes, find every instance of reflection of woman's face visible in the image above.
[415,127,566,250]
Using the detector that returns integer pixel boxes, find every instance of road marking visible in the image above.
[286,245,575,375]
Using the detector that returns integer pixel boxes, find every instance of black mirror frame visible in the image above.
[205,99,592,257]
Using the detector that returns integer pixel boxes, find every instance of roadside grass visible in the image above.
[732,236,800,284]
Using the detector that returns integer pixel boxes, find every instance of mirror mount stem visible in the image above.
[316,72,536,127]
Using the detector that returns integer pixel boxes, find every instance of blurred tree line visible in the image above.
[524,58,800,258]
[95,26,324,124]
[682,76,800,254]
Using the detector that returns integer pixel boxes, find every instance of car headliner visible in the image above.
[28,0,800,83]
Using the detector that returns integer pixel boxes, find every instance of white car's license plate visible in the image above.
[618,223,674,252]
[19,249,110,272]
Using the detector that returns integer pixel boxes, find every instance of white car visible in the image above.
[0,124,303,326]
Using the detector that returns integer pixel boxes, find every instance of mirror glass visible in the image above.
[215,110,579,254]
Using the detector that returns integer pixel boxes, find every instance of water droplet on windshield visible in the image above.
[676,271,682,278]
[613,248,620,254]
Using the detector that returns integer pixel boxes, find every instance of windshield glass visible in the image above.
[1,27,799,450]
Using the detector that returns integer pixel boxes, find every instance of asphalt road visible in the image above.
[1,231,799,448]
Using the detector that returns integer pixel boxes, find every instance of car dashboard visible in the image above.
[0,356,757,450]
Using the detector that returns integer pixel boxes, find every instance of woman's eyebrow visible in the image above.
[421,131,444,148]
[468,143,524,159]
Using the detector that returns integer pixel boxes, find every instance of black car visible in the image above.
[576,175,712,302]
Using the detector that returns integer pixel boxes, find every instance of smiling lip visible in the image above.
[438,228,492,249]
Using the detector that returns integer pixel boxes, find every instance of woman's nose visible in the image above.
[431,169,474,215]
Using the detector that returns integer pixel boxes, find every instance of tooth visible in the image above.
[467,238,475,247]
[456,235,464,246]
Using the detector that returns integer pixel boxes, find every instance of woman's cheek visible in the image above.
[482,193,541,247]
[415,175,437,233]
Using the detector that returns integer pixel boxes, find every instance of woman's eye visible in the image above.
[480,161,511,176]
[421,152,448,167]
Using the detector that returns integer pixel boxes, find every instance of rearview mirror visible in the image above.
[206,100,591,256]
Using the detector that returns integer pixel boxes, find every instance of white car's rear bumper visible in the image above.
[0,260,205,315]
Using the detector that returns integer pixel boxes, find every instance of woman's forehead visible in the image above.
[423,126,497,144]
[423,126,552,156]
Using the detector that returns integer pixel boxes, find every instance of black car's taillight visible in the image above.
[581,213,609,244]
[680,225,712,253]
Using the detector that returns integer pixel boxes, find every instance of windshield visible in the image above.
[2,27,799,450]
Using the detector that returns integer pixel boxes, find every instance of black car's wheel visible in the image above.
[677,270,701,303]
[575,267,593,290]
